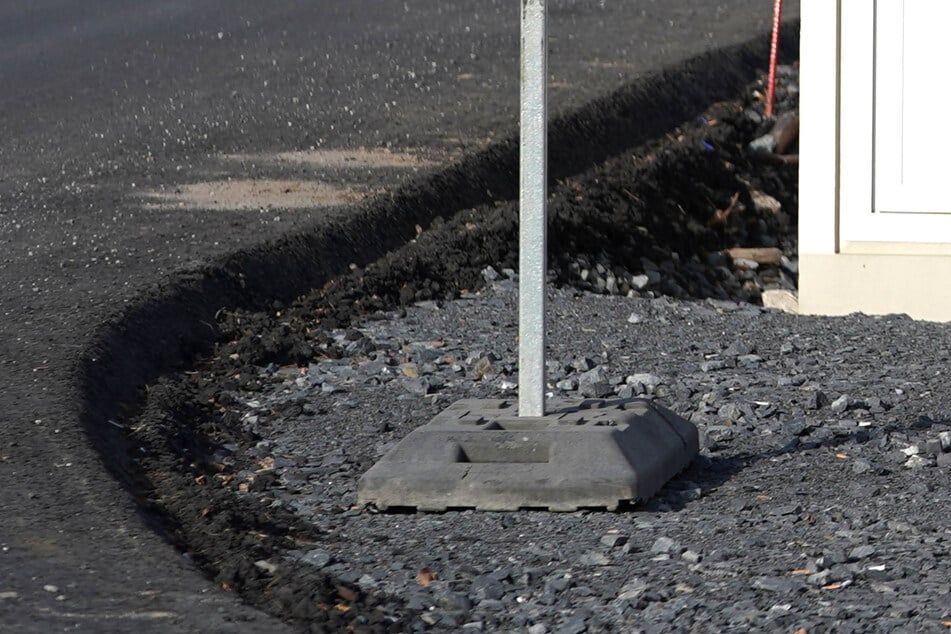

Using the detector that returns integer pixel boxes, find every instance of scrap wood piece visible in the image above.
[772,112,800,155]
[748,111,799,165]
[755,152,799,166]
[726,247,783,265]
[708,192,741,227]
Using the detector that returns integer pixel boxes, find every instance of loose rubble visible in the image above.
[125,64,951,632]
[174,281,951,633]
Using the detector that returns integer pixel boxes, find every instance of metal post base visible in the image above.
[357,398,699,512]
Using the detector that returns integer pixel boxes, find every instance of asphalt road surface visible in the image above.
[0,1,798,631]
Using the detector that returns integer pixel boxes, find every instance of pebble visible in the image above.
[700,360,728,372]
[804,390,828,409]
[579,551,610,566]
[831,395,850,414]
[599,534,628,548]
[681,550,702,564]
[904,455,932,470]
[300,548,334,568]
[852,459,872,474]
[748,133,777,155]
[849,545,876,561]
[650,537,679,554]
[254,560,278,575]
[578,367,612,398]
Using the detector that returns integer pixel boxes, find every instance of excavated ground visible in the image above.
[106,67,950,633]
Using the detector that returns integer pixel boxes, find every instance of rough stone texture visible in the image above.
[136,278,951,633]
[762,288,799,313]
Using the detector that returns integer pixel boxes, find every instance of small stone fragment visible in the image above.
[852,459,872,474]
[782,418,811,436]
[630,274,650,290]
[578,366,613,398]
[254,560,278,575]
[904,455,931,470]
[924,438,943,457]
[615,578,648,602]
[805,390,830,410]
[762,289,798,314]
[481,266,500,282]
[849,545,876,561]
[579,551,610,566]
[402,378,431,396]
[830,395,850,414]
[650,536,679,554]
[301,548,334,568]
[681,550,702,564]
[737,354,763,366]
[600,534,628,548]
[626,373,663,390]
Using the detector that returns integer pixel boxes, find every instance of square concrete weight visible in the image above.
[357,398,699,512]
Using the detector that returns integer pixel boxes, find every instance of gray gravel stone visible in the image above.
[904,455,932,470]
[299,548,334,568]
[700,359,728,372]
[831,395,850,414]
[600,534,628,548]
[852,459,872,474]
[650,536,679,554]
[578,551,610,566]
[578,366,613,398]
[847,545,876,562]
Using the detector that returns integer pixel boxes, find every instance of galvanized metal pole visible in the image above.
[518,0,547,417]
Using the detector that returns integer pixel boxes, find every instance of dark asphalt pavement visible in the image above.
[0,1,797,630]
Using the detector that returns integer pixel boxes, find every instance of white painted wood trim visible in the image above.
[798,0,840,255]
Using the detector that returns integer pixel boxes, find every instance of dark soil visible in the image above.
[120,69,800,631]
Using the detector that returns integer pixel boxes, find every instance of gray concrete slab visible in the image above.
[358,398,699,511]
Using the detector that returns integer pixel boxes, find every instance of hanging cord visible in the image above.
[765,0,784,118]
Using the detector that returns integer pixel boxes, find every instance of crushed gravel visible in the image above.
[210,279,951,633]
[122,62,951,632]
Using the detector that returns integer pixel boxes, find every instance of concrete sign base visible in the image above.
[357,398,699,512]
